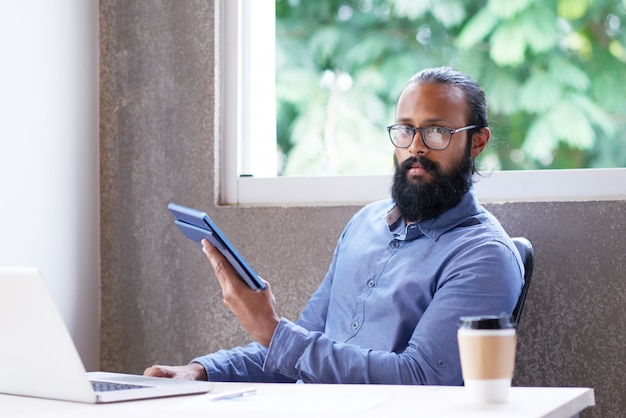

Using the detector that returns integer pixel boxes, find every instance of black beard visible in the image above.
[391,154,473,222]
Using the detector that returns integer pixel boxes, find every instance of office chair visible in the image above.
[511,237,534,326]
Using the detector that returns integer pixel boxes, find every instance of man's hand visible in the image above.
[202,239,280,347]
[143,363,208,380]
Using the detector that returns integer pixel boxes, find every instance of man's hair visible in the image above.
[409,66,488,130]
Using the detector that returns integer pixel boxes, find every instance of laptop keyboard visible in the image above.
[91,380,151,392]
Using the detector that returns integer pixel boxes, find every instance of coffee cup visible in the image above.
[457,315,517,403]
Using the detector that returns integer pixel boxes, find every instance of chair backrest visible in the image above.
[511,237,534,326]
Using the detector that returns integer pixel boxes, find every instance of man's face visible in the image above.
[391,82,488,221]
[393,81,474,181]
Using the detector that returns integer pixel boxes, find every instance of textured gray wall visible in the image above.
[100,2,624,417]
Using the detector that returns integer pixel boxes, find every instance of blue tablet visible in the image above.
[168,202,266,291]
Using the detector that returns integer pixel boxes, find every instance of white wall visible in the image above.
[0,0,99,370]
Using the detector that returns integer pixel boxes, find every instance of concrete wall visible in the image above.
[99,2,625,417]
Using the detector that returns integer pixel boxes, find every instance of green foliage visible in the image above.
[276,0,626,175]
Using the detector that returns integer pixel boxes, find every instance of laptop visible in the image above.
[0,266,214,403]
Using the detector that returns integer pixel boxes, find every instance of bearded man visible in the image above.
[145,66,524,386]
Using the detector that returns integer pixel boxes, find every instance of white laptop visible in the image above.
[0,266,214,403]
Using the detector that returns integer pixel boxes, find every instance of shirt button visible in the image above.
[351,321,359,330]
[390,240,400,248]
[367,279,375,288]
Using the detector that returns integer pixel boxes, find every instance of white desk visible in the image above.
[2,383,595,418]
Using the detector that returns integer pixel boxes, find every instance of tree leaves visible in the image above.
[275,0,626,174]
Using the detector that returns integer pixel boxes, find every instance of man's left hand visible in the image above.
[201,239,279,347]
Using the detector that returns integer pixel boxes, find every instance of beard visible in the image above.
[391,153,473,222]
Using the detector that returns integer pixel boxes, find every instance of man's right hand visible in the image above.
[143,363,208,380]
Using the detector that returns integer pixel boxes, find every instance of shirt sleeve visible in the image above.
[190,342,295,383]
[263,240,522,385]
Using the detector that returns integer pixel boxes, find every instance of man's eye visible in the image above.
[400,126,413,136]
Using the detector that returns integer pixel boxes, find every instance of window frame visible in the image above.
[216,0,626,207]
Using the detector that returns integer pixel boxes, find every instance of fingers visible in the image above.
[143,364,208,381]
[201,239,246,290]
[213,260,229,278]
[143,365,174,378]
[201,240,228,276]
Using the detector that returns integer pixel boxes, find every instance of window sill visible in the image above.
[224,168,626,207]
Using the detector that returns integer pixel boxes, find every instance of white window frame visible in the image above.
[217,0,626,207]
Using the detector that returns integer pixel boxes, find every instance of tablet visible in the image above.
[168,202,266,291]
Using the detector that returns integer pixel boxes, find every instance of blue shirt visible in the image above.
[192,187,524,385]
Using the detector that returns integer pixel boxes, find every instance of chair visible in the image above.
[511,237,534,326]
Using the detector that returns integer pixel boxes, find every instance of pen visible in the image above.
[208,387,257,401]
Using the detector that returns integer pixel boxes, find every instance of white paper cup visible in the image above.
[458,316,517,403]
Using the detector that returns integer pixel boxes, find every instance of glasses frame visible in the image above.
[387,124,477,150]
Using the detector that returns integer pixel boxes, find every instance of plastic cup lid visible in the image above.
[458,315,516,329]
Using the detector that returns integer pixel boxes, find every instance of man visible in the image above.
[145,66,524,385]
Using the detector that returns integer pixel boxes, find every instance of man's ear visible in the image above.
[469,127,490,158]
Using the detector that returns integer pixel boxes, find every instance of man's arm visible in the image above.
[144,239,290,382]
[263,240,522,385]
[144,342,297,383]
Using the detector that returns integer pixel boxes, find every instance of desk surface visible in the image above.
[2,383,594,418]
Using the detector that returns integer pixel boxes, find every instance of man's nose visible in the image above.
[408,131,428,155]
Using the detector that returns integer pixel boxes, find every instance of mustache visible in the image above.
[398,156,438,175]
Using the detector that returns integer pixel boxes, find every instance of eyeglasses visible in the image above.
[387,124,477,150]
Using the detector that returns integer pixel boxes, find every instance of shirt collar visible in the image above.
[385,186,480,241]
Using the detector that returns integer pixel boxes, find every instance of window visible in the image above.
[218,0,626,206]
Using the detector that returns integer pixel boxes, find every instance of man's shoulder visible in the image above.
[443,208,521,268]
[472,205,510,236]
[436,200,512,247]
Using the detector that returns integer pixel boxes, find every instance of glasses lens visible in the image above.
[390,125,414,147]
[422,127,450,150]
